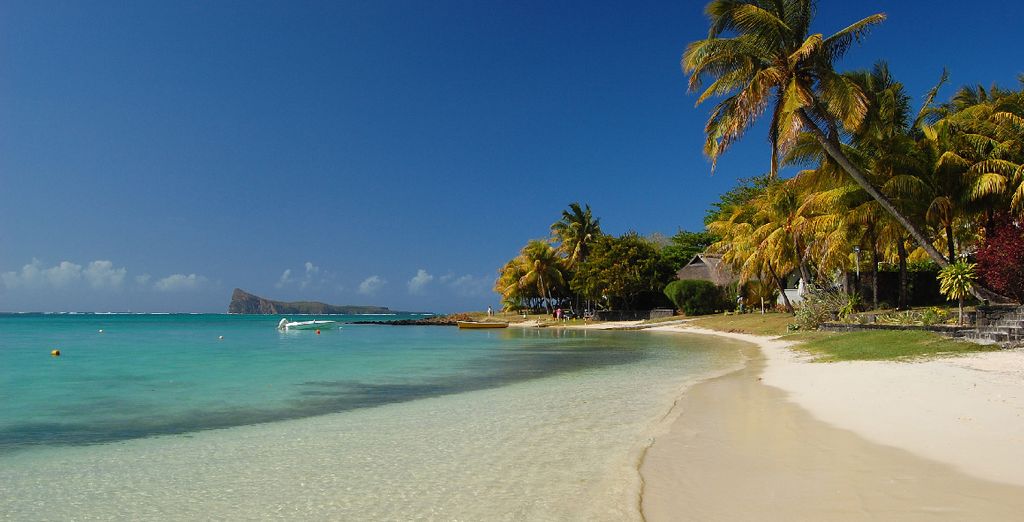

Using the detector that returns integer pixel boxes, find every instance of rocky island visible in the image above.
[228,288,396,315]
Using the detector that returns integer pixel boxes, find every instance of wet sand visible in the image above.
[640,344,1024,521]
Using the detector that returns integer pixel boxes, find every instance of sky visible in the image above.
[1,1,1022,313]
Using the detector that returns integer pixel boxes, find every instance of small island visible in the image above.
[227,288,396,315]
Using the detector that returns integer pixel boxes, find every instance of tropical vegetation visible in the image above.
[684,0,1024,312]
[495,204,677,313]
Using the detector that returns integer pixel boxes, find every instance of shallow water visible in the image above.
[0,315,746,519]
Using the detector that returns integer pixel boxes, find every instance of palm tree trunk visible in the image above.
[768,262,794,314]
[797,110,945,265]
[897,238,908,310]
[871,243,879,310]
[539,274,551,314]
[797,110,1010,304]
[945,223,956,263]
[794,237,812,283]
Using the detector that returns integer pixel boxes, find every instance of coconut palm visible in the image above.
[551,202,603,268]
[709,179,806,313]
[939,261,976,324]
[517,240,566,313]
[683,0,954,269]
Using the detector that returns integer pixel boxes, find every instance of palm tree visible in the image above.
[551,202,602,268]
[682,0,953,270]
[518,240,566,313]
[709,179,805,313]
[939,261,976,325]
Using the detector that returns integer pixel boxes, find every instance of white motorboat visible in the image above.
[277,318,338,331]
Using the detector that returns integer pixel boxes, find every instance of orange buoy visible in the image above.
[51,349,61,357]
[316,329,321,335]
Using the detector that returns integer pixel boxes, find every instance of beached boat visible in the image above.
[277,318,338,331]
[457,321,509,329]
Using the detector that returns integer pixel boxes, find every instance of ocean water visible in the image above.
[0,314,746,520]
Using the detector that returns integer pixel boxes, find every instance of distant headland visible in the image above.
[228,288,397,315]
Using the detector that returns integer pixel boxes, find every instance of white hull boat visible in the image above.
[277,318,338,331]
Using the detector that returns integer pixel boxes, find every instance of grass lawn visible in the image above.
[786,330,999,362]
[688,312,794,336]
[687,311,998,362]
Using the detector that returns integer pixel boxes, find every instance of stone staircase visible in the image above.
[971,305,1024,344]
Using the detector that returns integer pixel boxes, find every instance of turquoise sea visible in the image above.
[0,314,746,520]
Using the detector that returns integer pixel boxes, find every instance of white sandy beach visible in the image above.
[640,324,1024,520]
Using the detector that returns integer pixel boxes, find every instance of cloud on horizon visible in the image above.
[276,261,329,290]
[1,259,128,290]
[153,273,208,292]
[407,269,434,294]
[358,275,386,295]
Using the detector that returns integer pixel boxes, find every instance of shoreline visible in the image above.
[638,324,1024,519]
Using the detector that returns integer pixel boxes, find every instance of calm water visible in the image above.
[0,314,747,520]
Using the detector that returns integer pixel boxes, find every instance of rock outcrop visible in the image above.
[228,288,394,315]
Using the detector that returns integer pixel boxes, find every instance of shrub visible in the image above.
[664,280,725,316]
[794,285,860,330]
[976,220,1024,303]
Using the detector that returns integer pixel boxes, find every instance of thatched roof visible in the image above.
[675,253,737,286]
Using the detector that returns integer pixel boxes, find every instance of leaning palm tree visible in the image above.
[551,202,603,268]
[683,1,954,271]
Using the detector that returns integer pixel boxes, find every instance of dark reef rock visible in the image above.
[349,313,471,326]
[228,288,394,315]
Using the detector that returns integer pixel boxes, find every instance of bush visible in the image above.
[664,280,726,316]
[976,220,1024,303]
[794,285,860,330]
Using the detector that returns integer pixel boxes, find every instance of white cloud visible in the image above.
[154,273,207,292]
[358,275,386,295]
[275,262,328,290]
[275,269,293,288]
[407,269,434,294]
[301,262,320,289]
[135,274,152,286]
[83,260,126,289]
[448,274,492,297]
[1,259,129,289]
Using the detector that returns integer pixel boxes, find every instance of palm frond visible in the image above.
[821,13,887,63]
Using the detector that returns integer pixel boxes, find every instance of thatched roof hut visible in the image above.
[675,253,737,286]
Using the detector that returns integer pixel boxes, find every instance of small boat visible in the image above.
[457,321,509,329]
[277,318,338,331]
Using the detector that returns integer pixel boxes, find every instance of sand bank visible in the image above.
[641,326,1024,520]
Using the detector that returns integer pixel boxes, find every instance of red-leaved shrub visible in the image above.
[976,220,1024,303]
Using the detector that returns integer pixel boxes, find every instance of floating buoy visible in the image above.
[316,329,321,335]
[98,329,104,334]
[51,349,61,357]
[218,335,224,340]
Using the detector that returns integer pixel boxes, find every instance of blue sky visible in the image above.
[1,1,1022,312]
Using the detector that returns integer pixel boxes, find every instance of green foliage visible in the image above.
[663,279,726,316]
[703,176,771,225]
[920,307,952,326]
[660,230,720,271]
[551,202,603,268]
[572,233,676,310]
[794,286,861,330]
[938,261,976,301]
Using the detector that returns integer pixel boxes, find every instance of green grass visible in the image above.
[689,312,795,336]
[785,330,998,362]
[687,311,998,362]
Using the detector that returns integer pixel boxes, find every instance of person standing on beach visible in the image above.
[487,306,493,317]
